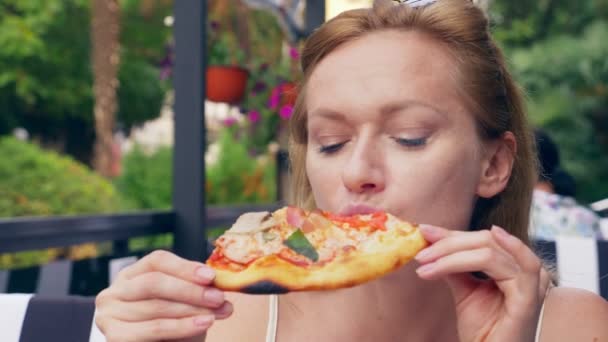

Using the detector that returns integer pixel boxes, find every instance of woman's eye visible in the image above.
[319,141,346,154]
[393,137,428,147]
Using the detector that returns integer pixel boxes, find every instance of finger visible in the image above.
[417,246,541,311]
[491,226,542,274]
[212,300,234,320]
[116,272,225,309]
[442,273,482,307]
[97,315,214,342]
[416,247,518,282]
[102,299,233,322]
[117,250,215,285]
[418,224,453,244]
[415,229,503,264]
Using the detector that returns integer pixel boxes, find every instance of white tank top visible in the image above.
[265,293,548,342]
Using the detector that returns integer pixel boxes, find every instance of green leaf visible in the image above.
[283,229,319,262]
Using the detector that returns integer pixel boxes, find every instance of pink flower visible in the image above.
[289,46,300,60]
[222,117,238,127]
[279,105,293,120]
[268,86,281,110]
[247,110,261,123]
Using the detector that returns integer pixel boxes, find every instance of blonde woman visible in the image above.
[94,1,608,341]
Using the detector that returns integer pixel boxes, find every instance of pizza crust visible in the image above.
[210,226,427,294]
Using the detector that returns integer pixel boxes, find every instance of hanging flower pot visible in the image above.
[206,66,249,103]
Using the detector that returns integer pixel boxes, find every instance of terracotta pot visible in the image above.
[206,66,249,103]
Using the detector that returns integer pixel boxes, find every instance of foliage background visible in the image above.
[0,136,130,216]
[490,0,608,202]
[0,0,171,164]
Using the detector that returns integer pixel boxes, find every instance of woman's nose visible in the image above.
[341,141,385,194]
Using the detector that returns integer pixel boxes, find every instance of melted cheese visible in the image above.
[226,211,276,234]
[216,209,404,265]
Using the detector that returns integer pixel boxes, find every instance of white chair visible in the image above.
[0,294,105,342]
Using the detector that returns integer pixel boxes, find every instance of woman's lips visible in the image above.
[339,204,384,216]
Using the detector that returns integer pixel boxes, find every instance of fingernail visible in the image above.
[492,225,519,245]
[196,266,215,281]
[203,288,225,306]
[415,248,433,261]
[215,301,233,316]
[491,225,510,239]
[193,315,214,327]
[416,263,435,276]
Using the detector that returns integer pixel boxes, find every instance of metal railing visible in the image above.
[0,203,282,254]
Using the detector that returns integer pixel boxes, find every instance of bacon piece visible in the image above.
[301,219,316,233]
[286,206,306,228]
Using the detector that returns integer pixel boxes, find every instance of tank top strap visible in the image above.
[265,294,279,342]
[535,286,552,342]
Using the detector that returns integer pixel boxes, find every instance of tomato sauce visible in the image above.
[277,248,313,267]
[322,211,388,231]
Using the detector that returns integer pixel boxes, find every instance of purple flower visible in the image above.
[279,105,293,120]
[247,110,261,123]
[268,86,281,110]
[259,63,269,72]
[252,81,267,94]
[222,117,238,127]
[210,21,220,31]
[289,46,300,60]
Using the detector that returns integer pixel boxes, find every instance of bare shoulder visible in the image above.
[541,287,608,342]
[206,292,269,342]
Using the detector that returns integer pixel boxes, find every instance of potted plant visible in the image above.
[276,45,301,107]
[206,21,249,103]
[236,44,301,154]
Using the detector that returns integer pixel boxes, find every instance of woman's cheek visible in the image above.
[385,147,479,228]
[306,154,342,210]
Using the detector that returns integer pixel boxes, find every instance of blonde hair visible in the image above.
[287,0,537,244]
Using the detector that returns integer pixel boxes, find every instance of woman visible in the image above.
[94,1,608,341]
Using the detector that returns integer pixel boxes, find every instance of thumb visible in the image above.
[444,273,487,307]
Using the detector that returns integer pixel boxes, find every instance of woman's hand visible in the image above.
[95,250,233,342]
[415,225,551,342]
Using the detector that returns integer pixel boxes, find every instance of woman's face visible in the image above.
[305,30,489,230]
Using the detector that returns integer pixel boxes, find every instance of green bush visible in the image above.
[115,145,173,210]
[206,129,277,205]
[116,129,277,209]
[0,136,133,270]
[509,21,608,202]
[0,136,131,217]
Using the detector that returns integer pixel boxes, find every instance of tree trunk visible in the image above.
[91,0,121,177]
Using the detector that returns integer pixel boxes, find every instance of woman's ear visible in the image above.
[476,132,517,198]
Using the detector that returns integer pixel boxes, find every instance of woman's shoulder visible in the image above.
[205,292,270,342]
[541,286,608,341]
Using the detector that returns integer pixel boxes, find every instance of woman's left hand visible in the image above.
[415,225,552,342]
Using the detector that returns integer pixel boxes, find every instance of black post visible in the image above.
[306,0,325,33]
[173,0,207,261]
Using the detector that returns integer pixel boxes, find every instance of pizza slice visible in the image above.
[206,206,427,294]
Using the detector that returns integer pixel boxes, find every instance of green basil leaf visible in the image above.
[283,229,319,262]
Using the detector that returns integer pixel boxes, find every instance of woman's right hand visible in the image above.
[95,250,233,342]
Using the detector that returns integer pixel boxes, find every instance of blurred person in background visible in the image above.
[530,129,603,241]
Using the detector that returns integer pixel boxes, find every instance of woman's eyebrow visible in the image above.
[308,108,346,121]
[379,100,447,119]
